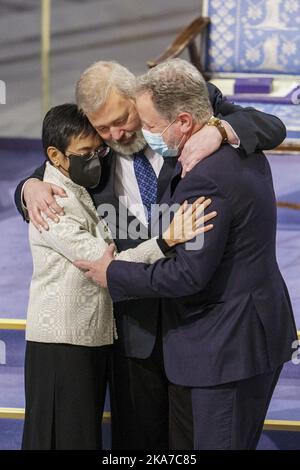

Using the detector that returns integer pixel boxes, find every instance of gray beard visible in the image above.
[108,130,147,155]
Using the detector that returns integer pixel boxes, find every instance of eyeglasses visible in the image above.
[66,145,110,160]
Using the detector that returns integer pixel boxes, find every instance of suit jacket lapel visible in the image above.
[90,151,149,238]
[90,151,183,239]
[159,159,183,205]
[96,151,179,204]
[157,157,178,202]
[90,150,118,208]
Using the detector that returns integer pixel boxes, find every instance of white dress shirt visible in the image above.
[114,147,164,227]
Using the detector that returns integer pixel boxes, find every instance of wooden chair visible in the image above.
[147,16,210,79]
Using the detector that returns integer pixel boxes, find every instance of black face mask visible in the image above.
[65,146,109,189]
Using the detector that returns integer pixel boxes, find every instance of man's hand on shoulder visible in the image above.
[23,178,67,232]
[179,120,239,178]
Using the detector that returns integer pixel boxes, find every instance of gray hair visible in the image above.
[76,61,136,114]
[136,59,212,123]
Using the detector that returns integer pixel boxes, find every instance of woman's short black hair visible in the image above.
[42,103,98,157]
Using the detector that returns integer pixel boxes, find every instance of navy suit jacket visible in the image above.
[107,145,297,386]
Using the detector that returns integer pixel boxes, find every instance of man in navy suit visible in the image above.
[77,59,297,449]
[14,60,288,449]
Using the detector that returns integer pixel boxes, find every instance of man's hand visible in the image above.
[179,121,238,178]
[73,244,116,288]
[23,178,67,231]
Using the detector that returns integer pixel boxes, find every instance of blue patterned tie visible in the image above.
[133,152,158,224]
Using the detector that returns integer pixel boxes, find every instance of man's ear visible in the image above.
[178,112,193,134]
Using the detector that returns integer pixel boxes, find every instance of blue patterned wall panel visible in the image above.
[203,0,300,75]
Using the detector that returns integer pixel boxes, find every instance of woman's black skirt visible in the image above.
[22,340,111,450]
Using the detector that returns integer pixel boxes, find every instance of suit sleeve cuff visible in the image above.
[107,260,134,302]
[156,236,172,254]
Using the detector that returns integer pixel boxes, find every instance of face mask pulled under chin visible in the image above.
[67,153,103,189]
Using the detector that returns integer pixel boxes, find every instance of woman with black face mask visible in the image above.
[22,104,217,450]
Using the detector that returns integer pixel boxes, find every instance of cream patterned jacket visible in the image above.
[26,163,165,347]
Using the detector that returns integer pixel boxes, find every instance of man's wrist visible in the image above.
[207,116,228,143]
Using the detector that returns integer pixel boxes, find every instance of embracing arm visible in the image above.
[107,175,232,302]
[14,161,67,230]
[36,195,166,265]
[115,238,166,264]
[14,162,46,219]
[207,82,286,154]
[179,83,286,177]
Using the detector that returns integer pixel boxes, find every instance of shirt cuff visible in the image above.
[221,120,240,148]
